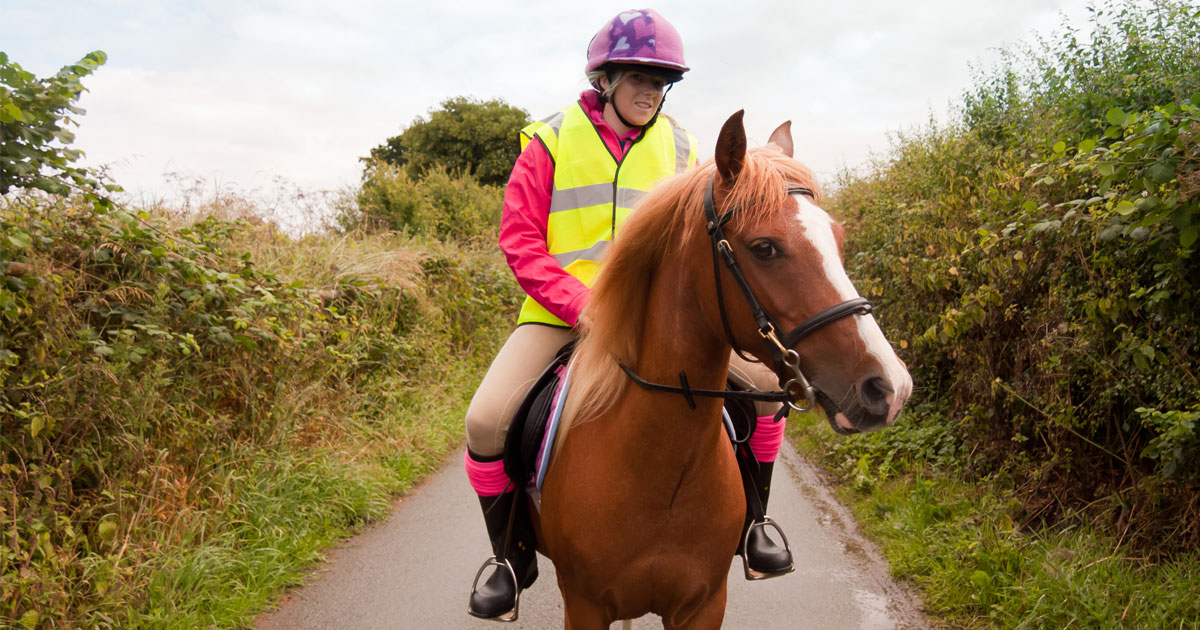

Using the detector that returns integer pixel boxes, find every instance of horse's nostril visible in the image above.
[859,377,892,415]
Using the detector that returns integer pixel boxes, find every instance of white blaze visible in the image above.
[793,194,913,422]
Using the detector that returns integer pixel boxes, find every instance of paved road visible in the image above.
[257,444,928,629]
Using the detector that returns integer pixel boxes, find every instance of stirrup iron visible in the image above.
[740,516,795,580]
[469,556,521,622]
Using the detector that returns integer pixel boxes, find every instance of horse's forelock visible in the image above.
[722,147,821,233]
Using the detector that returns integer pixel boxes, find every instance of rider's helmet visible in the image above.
[585,9,689,87]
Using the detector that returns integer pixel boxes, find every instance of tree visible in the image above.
[1,51,113,196]
[370,96,530,187]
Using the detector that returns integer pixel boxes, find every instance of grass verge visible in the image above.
[789,411,1200,629]
[127,353,480,629]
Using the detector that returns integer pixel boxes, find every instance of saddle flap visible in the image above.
[503,341,574,485]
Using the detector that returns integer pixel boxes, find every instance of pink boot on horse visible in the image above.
[530,110,913,628]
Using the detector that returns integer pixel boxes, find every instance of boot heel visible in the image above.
[467,488,538,620]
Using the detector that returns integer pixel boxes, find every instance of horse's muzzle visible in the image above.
[815,378,902,435]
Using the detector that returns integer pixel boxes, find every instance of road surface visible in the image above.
[257,443,928,629]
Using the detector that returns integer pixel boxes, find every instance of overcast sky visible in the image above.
[4,0,1096,215]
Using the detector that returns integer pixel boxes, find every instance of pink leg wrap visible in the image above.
[748,415,787,463]
[464,451,512,496]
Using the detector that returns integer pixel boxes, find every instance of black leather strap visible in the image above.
[779,298,873,347]
[619,364,791,410]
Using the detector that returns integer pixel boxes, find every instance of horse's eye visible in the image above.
[749,240,779,260]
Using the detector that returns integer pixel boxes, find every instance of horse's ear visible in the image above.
[715,110,747,184]
[768,121,793,158]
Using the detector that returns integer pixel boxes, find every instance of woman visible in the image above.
[464,9,793,621]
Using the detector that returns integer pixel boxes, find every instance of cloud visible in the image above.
[7,0,1095,208]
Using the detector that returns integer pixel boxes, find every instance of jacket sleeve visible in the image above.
[498,139,590,327]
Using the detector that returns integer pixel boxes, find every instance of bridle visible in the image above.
[705,175,872,410]
[620,174,872,415]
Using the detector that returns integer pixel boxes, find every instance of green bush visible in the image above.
[419,166,504,241]
[370,96,529,187]
[1,51,114,198]
[833,0,1200,548]
[349,160,426,232]
[0,49,528,628]
[346,159,504,241]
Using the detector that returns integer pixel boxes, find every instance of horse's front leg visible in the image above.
[561,587,612,630]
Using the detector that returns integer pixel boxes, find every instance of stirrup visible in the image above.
[469,556,521,622]
[740,516,795,580]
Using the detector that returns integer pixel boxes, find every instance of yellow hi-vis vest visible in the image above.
[516,101,698,326]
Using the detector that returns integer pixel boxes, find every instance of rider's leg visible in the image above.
[728,353,794,578]
[464,324,575,619]
[464,474,537,620]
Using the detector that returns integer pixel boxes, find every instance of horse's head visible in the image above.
[702,110,912,434]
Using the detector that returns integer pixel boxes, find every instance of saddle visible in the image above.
[502,343,759,489]
[502,341,574,488]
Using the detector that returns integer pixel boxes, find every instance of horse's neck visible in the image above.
[613,258,731,455]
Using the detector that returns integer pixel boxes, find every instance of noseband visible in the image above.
[618,175,872,415]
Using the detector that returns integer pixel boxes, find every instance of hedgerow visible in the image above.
[0,192,520,626]
[835,0,1199,548]
[1,51,522,628]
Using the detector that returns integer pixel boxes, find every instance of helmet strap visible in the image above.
[612,101,640,130]
[640,81,674,131]
[611,81,675,132]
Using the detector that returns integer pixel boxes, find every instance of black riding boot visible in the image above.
[736,448,795,579]
[468,490,538,621]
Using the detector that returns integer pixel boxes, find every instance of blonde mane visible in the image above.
[557,145,820,442]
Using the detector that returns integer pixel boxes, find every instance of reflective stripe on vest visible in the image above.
[516,101,698,326]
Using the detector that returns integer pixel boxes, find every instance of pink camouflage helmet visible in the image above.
[585,9,689,80]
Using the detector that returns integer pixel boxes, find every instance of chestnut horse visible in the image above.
[536,111,912,629]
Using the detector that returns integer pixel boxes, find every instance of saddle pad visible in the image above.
[536,360,572,491]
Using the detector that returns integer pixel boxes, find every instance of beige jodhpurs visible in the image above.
[464,325,785,457]
[465,324,576,457]
[728,352,786,418]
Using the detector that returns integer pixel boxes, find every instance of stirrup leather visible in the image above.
[469,556,521,622]
[740,516,795,580]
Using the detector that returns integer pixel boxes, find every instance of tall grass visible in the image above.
[790,412,1200,629]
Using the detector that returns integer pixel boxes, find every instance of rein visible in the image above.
[618,363,791,410]
[620,175,873,413]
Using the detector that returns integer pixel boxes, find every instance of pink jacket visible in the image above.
[498,91,654,327]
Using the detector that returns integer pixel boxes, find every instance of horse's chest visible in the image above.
[544,478,742,621]
[545,447,743,565]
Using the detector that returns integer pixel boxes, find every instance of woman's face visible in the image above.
[608,70,667,127]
